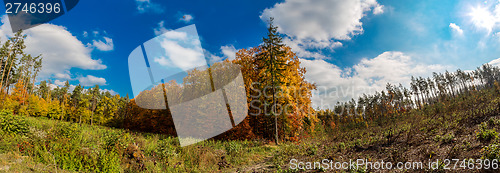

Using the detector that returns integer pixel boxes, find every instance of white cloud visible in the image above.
[261,0,383,59]
[48,83,59,90]
[495,32,500,39]
[153,56,171,66]
[153,21,191,39]
[48,81,118,95]
[0,16,107,80]
[151,23,208,70]
[164,30,188,40]
[78,75,107,86]
[221,45,237,60]
[449,23,464,36]
[135,0,163,13]
[261,0,383,41]
[154,21,168,36]
[101,89,118,95]
[205,49,223,65]
[91,36,114,51]
[179,14,194,23]
[54,80,66,86]
[301,51,450,108]
[283,37,342,58]
[153,38,205,71]
[205,46,239,65]
[205,45,240,65]
[488,57,500,67]
[54,73,71,80]
[373,4,384,15]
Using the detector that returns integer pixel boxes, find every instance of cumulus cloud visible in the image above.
[373,4,384,15]
[204,45,240,65]
[205,49,223,65]
[78,75,107,86]
[300,51,451,108]
[49,80,118,95]
[261,0,383,41]
[135,0,163,13]
[221,45,237,60]
[154,21,168,36]
[261,0,384,59]
[54,80,67,86]
[151,29,206,71]
[163,30,188,40]
[155,41,205,70]
[283,37,342,59]
[101,89,118,95]
[449,23,464,36]
[0,16,107,80]
[54,73,71,80]
[179,14,194,23]
[91,36,114,51]
[488,57,500,67]
[204,46,238,65]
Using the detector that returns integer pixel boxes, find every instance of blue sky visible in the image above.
[1,0,500,107]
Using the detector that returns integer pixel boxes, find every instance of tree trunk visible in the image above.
[91,98,96,126]
[0,49,13,91]
[271,49,278,145]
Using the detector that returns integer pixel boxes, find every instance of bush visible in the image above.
[0,109,30,134]
[102,130,132,152]
[434,133,455,144]
[306,145,318,156]
[477,122,498,142]
[225,141,242,156]
[55,122,81,140]
[481,144,500,160]
[98,150,122,172]
[154,138,178,159]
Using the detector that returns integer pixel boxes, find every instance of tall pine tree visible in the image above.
[257,18,288,144]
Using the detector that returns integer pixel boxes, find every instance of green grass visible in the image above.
[3,88,500,172]
[0,110,278,172]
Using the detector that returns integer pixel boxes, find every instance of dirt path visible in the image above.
[236,155,275,173]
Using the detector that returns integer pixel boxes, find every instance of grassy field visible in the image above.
[0,111,278,172]
[2,88,500,172]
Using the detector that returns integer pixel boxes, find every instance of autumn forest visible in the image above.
[2,21,500,172]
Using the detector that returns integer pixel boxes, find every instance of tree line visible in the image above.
[5,22,499,143]
[0,22,318,143]
[123,19,317,142]
[0,31,130,127]
[318,63,500,130]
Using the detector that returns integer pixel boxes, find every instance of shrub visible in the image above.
[477,122,498,142]
[98,150,122,172]
[434,133,455,144]
[102,130,132,152]
[225,141,242,155]
[55,122,81,140]
[154,138,178,159]
[336,142,347,152]
[0,109,30,134]
[488,117,500,127]
[481,144,500,160]
[306,145,318,156]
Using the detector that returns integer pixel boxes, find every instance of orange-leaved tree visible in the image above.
[233,45,316,141]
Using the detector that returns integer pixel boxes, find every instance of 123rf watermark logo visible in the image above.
[289,158,500,171]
